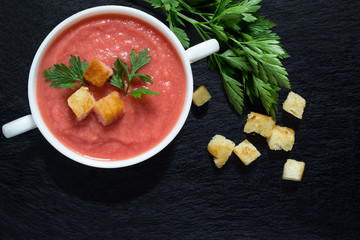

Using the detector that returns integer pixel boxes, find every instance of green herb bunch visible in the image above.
[145,0,290,118]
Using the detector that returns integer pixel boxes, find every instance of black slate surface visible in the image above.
[1,0,360,239]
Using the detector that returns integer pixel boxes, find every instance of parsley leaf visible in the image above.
[109,48,160,98]
[222,72,244,114]
[130,88,160,99]
[144,0,162,8]
[43,55,88,88]
[109,58,125,91]
[170,25,190,48]
[128,49,152,80]
[161,0,180,11]
[144,0,180,10]
[218,49,252,72]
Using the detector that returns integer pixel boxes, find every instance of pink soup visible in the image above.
[37,14,186,160]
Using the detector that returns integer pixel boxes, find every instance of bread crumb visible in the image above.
[193,85,211,107]
[207,135,235,168]
[282,159,305,181]
[244,112,275,138]
[267,125,295,151]
[94,91,125,126]
[67,86,95,121]
[83,58,113,87]
[233,139,261,166]
[283,91,306,119]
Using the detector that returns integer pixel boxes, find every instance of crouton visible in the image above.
[83,58,113,87]
[243,112,275,138]
[283,91,306,119]
[282,159,305,181]
[193,85,211,107]
[94,91,125,126]
[267,125,295,151]
[233,139,261,166]
[207,135,235,168]
[67,86,95,121]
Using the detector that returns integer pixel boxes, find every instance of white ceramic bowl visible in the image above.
[2,6,219,168]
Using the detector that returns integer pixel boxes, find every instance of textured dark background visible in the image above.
[1,0,360,239]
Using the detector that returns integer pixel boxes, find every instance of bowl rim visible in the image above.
[28,5,193,168]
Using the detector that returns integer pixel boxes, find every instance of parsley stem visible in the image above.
[193,25,207,41]
[197,23,212,31]
[177,11,214,28]
[176,13,212,42]
[176,12,198,25]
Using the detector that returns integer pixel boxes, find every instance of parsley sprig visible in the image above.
[145,0,290,118]
[110,48,160,99]
[43,55,88,88]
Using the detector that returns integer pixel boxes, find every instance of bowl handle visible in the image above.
[185,39,220,64]
[2,114,37,138]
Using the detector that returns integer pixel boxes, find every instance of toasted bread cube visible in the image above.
[207,135,235,168]
[282,159,305,181]
[67,87,95,121]
[267,125,295,151]
[94,91,125,126]
[83,58,113,87]
[233,139,261,166]
[244,112,275,138]
[283,91,306,119]
[193,85,211,107]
